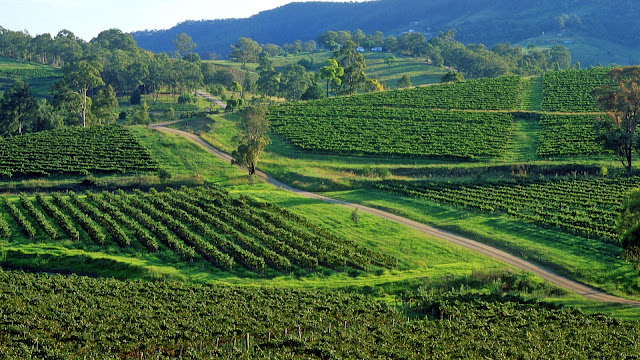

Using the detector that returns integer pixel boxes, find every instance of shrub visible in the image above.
[178,93,195,104]
[130,89,141,105]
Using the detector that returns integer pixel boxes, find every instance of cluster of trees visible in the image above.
[0,28,257,134]
[255,35,390,100]
[317,29,572,78]
[252,41,382,101]
[0,81,63,135]
[592,66,640,277]
[230,38,318,65]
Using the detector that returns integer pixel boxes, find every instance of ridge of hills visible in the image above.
[132,0,640,66]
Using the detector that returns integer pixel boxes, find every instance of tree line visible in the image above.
[317,29,573,78]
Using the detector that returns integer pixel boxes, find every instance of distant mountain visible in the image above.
[131,0,640,66]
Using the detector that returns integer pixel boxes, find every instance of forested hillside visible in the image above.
[131,0,640,65]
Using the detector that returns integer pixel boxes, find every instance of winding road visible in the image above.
[151,123,640,306]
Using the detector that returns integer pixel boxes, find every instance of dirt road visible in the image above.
[196,90,226,109]
[151,124,640,306]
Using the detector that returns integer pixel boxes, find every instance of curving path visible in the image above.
[151,124,640,306]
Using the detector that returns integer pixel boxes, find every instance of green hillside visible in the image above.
[0,57,61,97]
[198,66,640,303]
[268,69,608,160]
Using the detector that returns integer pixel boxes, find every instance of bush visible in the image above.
[157,168,172,181]
[301,84,326,100]
[163,107,176,120]
[298,57,314,70]
[81,174,97,187]
[130,89,141,105]
[178,93,195,104]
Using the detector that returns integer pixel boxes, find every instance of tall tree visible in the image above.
[173,33,197,59]
[256,52,280,97]
[320,58,344,97]
[303,40,317,53]
[262,44,283,57]
[333,41,367,95]
[397,74,412,88]
[50,81,84,126]
[592,66,640,177]
[383,35,398,52]
[232,105,270,175]
[91,85,118,125]
[131,101,151,125]
[243,70,257,94]
[318,31,338,49]
[617,189,640,276]
[279,64,311,101]
[28,99,63,133]
[60,60,104,127]
[351,29,366,46]
[0,81,39,135]
[149,53,171,100]
[230,81,242,97]
[230,37,262,65]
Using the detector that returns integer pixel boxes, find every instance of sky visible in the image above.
[0,0,368,41]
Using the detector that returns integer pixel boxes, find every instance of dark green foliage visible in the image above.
[297,57,314,70]
[300,84,326,100]
[397,74,412,88]
[177,93,195,104]
[210,69,235,88]
[376,176,640,241]
[619,189,640,274]
[0,80,39,135]
[541,68,609,112]
[537,115,605,156]
[129,88,141,105]
[441,71,464,83]
[0,125,157,178]
[1,271,639,358]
